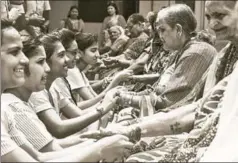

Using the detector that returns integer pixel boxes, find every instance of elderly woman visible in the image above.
[80,1,238,162]
[99,2,126,50]
[115,4,216,116]
[100,25,129,56]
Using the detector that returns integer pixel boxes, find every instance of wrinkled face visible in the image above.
[155,18,180,51]
[82,43,100,65]
[205,1,238,41]
[1,27,29,91]
[126,18,143,38]
[66,40,80,68]
[48,41,69,77]
[24,46,50,92]
[70,8,79,19]
[107,6,116,16]
[109,26,121,41]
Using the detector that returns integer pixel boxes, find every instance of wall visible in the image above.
[84,22,101,34]
[50,1,102,34]
[49,1,78,31]
[139,0,205,31]
[49,1,206,34]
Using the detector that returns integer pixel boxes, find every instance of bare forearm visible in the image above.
[56,137,95,148]
[132,103,197,137]
[130,74,160,83]
[55,102,113,138]
[38,140,99,162]
[118,58,133,68]
[91,80,104,91]
[77,93,105,110]
[45,142,102,162]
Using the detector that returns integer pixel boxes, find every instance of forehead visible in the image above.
[1,28,22,49]
[71,8,78,12]
[110,27,119,31]
[87,43,98,50]
[107,6,115,9]
[205,1,236,14]
[31,45,46,59]
[67,40,78,50]
[53,41,65,54]
[127,17,135,25]
[156,9,168,25]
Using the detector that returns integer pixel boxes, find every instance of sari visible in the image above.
[126,74,229,162]
[133,40,216,116]
[200,62,238,162]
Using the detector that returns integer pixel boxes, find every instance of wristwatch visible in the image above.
[96,107,104,117]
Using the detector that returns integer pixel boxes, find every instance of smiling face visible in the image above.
[48,41,69,78]
[1,27,29,91]
[24,45,50,92]
[82,43,100,65]
[107,5,116,16]
[70,8,79,19]
[66,40,80,68]
[205,1,238,41]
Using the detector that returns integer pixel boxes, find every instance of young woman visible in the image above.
[99,2,126,49]
[49,29,132,126]
[60,5,85,33]
[1,19,36,162]
[82,2,238,162]
[71,32,133,108]
[22,31,129,139]
[1,27,133,161]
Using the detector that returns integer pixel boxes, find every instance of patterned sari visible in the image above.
[126,75,228,162]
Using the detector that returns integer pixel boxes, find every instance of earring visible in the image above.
[177,32,182,38]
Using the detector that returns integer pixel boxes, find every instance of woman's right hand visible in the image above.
[97,135,134,162]
[114,69,133,82]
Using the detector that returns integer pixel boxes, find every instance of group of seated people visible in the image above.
[1,0,238,162]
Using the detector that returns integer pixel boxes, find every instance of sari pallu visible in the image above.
[200,62,238,162]
[204,42,237,95]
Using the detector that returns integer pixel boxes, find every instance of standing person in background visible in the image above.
[1,0,22,22]
[60,6,85,33]
[99,1,126,50]
[24,0,51,36]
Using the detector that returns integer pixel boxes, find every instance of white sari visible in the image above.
[200,63,238,162]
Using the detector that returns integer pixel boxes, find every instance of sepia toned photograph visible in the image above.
[1,0,238,162]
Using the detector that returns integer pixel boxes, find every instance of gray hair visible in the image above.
[157,4,197,37]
